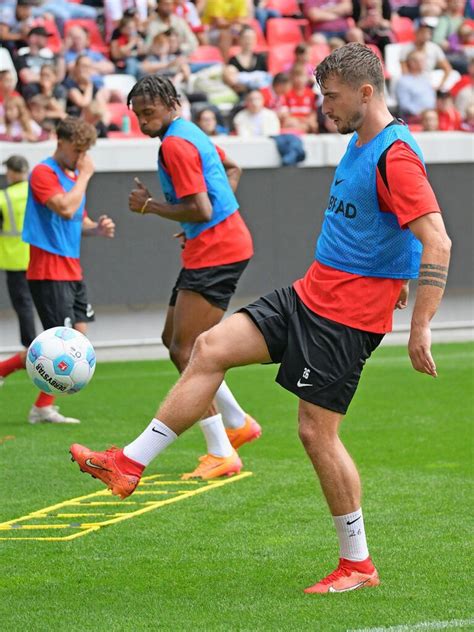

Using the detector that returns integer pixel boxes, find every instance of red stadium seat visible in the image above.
[391,15,415,43]
[189,45,224,64]
[266,18,305,47]
[309,43,330,66]
[266,0,302,17]
[107,103,145,137]
[64,19,109,54]
[267,43,296,75]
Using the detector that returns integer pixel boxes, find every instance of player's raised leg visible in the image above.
[70,313,271,497]
[298,400,379,593]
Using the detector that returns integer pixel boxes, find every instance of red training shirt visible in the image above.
[293,140,441,333]
[160,136,254,269]
[27,163,83,281]
[281,88,316,118]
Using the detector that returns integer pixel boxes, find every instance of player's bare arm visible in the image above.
[45,154,95,220]
[129,178,212,222]
[82,214,116,238]
[407,212,452,377]
[220,154,242,193]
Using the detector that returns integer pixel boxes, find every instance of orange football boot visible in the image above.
[225,415,262,450]
[304,558,380,594]
[181,449,242,480]
[70,443,143,499]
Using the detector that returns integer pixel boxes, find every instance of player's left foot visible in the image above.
[304,557,380,594]
[29,405,80,424]
[69,444,144,499]
[181,450,242,480]
[225,415,262,450]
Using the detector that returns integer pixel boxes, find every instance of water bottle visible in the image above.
[121,114,131,134]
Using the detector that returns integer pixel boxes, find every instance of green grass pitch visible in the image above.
[0,342,472,631]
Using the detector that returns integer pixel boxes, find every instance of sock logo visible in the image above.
[346,516,361,526]
[151,427,167,436]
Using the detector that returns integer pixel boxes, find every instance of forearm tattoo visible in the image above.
[419,263,448,290]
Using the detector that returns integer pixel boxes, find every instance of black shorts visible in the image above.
[28,280,95,331]
[239,287,384,414]
[169,259,250,311]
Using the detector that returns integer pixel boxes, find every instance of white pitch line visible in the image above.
[347,617,474,632]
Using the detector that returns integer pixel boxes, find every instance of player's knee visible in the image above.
[191,329,227,371]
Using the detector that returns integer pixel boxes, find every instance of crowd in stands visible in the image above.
[0,0,473,143]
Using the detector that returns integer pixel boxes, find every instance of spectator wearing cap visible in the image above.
[436,89,463,129]
[146,0,198,56]
[0,0,36,54]
[64,26,115,79]
[15,26,65,88]
[0,154,37,363]
[233,89,281,137]
[400,21,453,91]
[395,50,436,118]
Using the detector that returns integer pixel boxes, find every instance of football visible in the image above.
[26,327,96,395]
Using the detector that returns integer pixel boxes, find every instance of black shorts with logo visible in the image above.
[169,259,250,311]
[28,280,95,330]
[239,286,384,414]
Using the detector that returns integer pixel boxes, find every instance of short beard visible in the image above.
[338,110,364,135]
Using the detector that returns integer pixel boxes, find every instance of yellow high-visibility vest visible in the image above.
[0,180,29,271]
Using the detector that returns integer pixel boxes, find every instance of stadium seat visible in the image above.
[189,46,224,64]
[309,43,330,66]
[391,15,415,43]
[107,102,144,136]
[266,18,305,47]
[64,19,109,54]
[103,73,137,98]
[267,43,296,75]
[266,0,302,17]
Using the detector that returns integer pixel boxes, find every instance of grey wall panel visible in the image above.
[0,163,472,311]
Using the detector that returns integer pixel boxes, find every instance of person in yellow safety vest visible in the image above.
[0,155,37,388]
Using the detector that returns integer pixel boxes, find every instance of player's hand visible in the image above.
[76,153,95,178]
[129,178,152,213]
[173,231,186,249]
[395,281,409,309]
[96,215,115,238]
[408,324,437,377]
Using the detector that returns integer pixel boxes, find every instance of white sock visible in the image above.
[199,413,234,457]
[123,419,177,467]
[333,508,369,562]
[215,381,246,429]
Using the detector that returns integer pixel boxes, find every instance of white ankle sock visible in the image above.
[215,381,246,429]
[123,419,177,466]
[333,508,369,562]
[199,413,234,457]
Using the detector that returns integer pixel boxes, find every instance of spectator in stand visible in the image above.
[303,0,353,42]
[328,36,346,50]
[451,58,474,117]
[433,0,465,51]
[104,1,149,42]
[400,21,453,91]
[0,70,20,107]
[0,0,35,54]
[26,94,62,137]
[389,0,422,21]
[223,26,271,95]
[110,13,148,77]
[202,0,249,59]
[82,100,111,138]
[436,89,462,128]
[283,44,316,82]
[445,20,474,74]
[420,0,446,22]
[280,62,318,133]
[64,26,115,79]
[23,64,67,106]
[0,94,43,141]
[421,107,440,129]
[260,72,291,112]
[15,26,65,89]
[174,0,208,44]
[63,55,107,118]
[395,50,436,118]
[460,102,474,131]
[140,30,191,86]
[195,107,229,134]
[233,89,281,136]
[253,0,281,35]
[31,0,97,33]
[352,0,393,53]
[147,0,198,56]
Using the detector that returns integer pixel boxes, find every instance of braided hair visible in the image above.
[127,75,181,109]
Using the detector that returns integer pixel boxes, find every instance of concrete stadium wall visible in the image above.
[0,136,472,310]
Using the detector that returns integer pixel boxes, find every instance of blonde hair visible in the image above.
[4,95,34,136]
